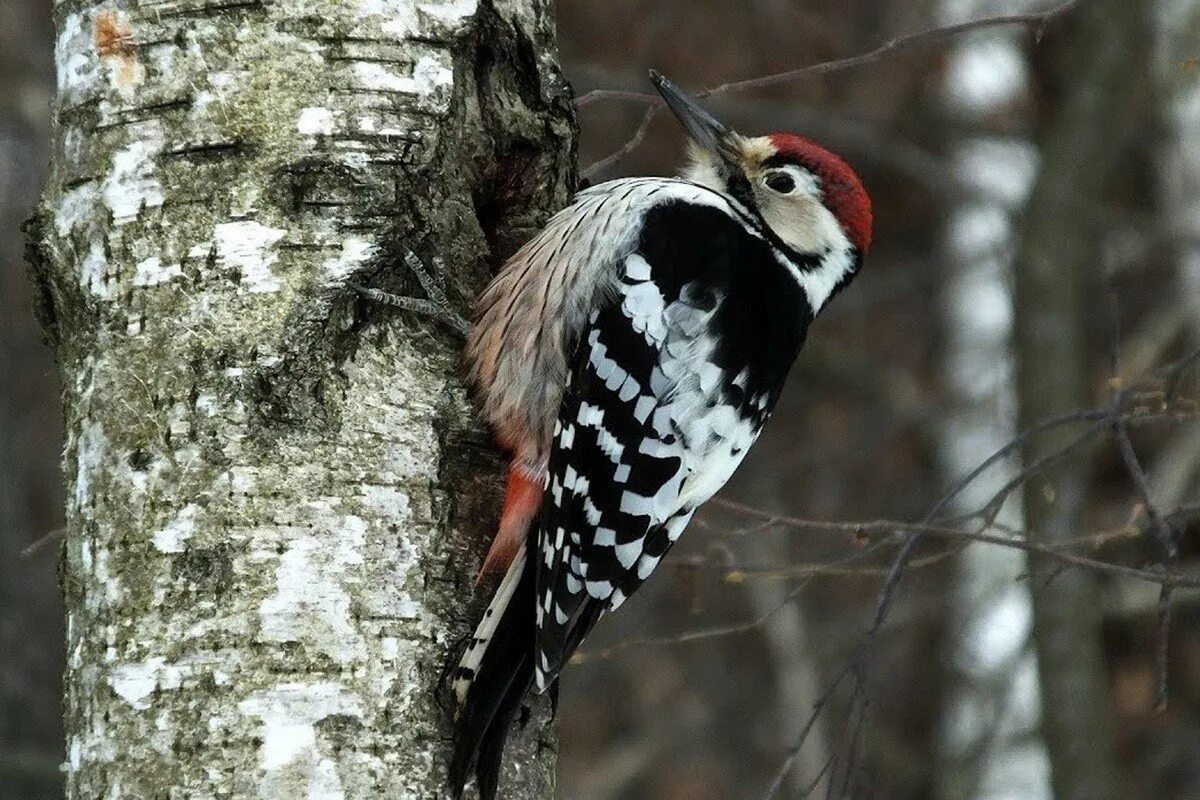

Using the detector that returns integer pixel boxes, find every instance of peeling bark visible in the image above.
[30,0,575,796]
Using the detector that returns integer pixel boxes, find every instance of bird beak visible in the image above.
[649,70,741,171]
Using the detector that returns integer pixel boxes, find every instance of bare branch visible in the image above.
[1114,422,1178,708]
[19,527,66,560]
[754,353,1199,794]
[579,106,656,180]
[698,0,1085,98]
[1165,346,1200,402]
[572,539,896,663]
[575,0,1086,175]
[576,0,1085,108]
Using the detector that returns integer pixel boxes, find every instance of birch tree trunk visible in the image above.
[1153,0,1200,512]
[1012,0,1149,796]
[27,0,575,796]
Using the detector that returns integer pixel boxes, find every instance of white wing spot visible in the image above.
[618,375,641,402]
[584,497,603,526]
[614,540,642,568]
[636,552,661,579]
[578,402,605,427]
[625,253,652,280]
[622,281,668,343]
[585,579,613,599]
[633,396,655,423]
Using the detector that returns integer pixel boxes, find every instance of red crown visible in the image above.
[768,133,873,253]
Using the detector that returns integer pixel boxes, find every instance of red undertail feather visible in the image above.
[477,462,543,583]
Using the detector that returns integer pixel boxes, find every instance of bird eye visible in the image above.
[765,173,795,193]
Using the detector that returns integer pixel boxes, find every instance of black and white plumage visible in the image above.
[450,72,872,799]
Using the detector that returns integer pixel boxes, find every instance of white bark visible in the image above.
[1154,0,1200,508]
[30,0,575,797]
[931,9,1051,797]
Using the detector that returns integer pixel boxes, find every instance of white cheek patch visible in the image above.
[764,204,855,312]
[757,166,858,312]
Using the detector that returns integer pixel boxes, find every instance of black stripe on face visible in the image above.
[723,170,757,213]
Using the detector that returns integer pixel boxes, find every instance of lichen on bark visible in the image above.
[31,0,575,797]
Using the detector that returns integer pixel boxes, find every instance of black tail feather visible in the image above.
[475,654,531,800]
[449,555,535,799]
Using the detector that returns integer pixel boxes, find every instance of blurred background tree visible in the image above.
[4,0,1199,798]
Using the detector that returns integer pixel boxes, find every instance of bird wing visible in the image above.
[532,199,807,691]
[465,177,758,462]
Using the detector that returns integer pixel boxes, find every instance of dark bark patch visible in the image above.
[467,0,578,262]
[21,210,61,350]
[172,542,235,598]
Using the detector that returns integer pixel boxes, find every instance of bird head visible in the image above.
[650,70,872,258]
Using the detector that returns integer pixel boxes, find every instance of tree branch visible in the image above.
[576,0,1087,176]
[577,0,1085,108]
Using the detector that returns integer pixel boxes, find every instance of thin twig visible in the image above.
[699,0,1084,98]
[580,106,657,180]
[577,0,1086,176]
[762,664,856,799]
[1110,285,1179,709]
[1164,346,1200,403]
[574,540,896,664]
[1114,422,1179,708]
[674,544,960,580]
[20,527,65,559]
[1114,425,1177,560]
[576,1,1084,108]
[757,352,1198,794]
[695,518,1197,587]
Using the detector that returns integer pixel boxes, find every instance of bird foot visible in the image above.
[352,247,470,339]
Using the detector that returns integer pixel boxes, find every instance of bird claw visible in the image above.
[352,246,470,339]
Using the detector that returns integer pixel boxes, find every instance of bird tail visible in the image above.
[476,461,543,582]
[448,541,535,799]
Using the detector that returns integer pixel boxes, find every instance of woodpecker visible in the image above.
[449,70,872,798]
